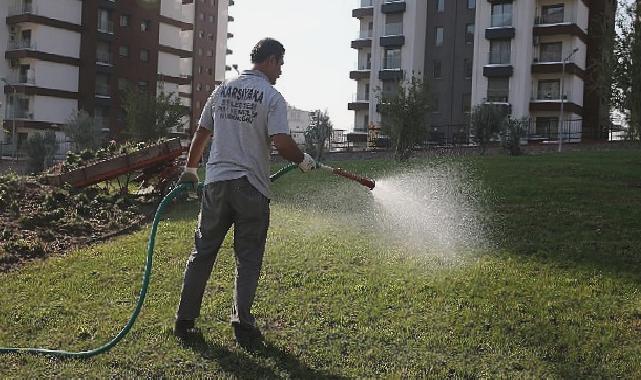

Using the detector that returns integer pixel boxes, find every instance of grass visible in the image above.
[1,150,641,378]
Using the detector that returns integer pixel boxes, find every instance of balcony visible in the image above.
[356,29,373,39]
[6,108,34,120]
[353,0,374,18]
[6,70,36,85]
[531,61,586,79]
[348,93,369,111]
[96,50,112,65]
[8,1,35,16]
[7,40,36,50]
[97,20,114,34]
[95,83,111,98]
[382,1,406,14]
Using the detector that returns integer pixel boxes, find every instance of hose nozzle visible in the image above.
[331,167,376,190]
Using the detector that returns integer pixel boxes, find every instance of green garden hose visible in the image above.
[0,162,372,359]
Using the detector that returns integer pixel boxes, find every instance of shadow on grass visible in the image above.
[179,331,345,379]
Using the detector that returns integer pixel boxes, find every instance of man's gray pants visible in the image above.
[176,176,270,327]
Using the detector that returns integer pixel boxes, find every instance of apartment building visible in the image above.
[471,0,616,142]
[349,0,476,141]
[1,0,230,161]
[288,105,314,146]
[349,0,428,133]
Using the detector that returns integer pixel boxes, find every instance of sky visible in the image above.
[225,0,357,131]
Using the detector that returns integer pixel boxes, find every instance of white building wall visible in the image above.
[216,0,229,82]
[158,51,182,78]
[33,61,78,92]
[33,0,82,25]
[159,23,183,50]
[511,1,536,119]
[288,105,312,145]
[30,24,81,58]
[160,0,184,20]
[32,96,77,124]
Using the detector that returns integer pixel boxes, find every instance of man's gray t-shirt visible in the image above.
[198,70,289,198]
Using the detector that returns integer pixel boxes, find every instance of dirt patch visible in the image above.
[0,173,157,272]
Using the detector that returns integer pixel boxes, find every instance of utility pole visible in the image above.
[559,48,579,153]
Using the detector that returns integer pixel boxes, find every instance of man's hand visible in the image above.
[298,153,317,173]
[178,167,199,190]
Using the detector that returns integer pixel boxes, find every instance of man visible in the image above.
[173,38,315,349]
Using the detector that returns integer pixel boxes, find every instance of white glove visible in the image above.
[178,167,199,190]
[298,153,316,173]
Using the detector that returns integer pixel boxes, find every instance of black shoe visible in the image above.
[232,322,264,351]
[174,319,197,340]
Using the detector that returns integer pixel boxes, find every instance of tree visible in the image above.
[304,110,332,161]
[122,85,188,142]
[63,110,102,152]
[377,74,431,161]
[469,103,506,154]
[24,131,58,173]
[501,117,528,156]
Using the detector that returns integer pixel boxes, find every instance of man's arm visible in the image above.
[186,127,213,168]
[272,133,304,163]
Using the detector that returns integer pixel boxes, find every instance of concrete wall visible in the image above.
[158,51,182,78]
[215,0,228,83]
[33,60,79,92]
[32,96,77,124]
[30,24,81,58]
[34,0,82,24]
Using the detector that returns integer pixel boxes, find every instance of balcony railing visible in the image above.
[356,29,373,39]
[97,20,114,34]
[96,50,112,65]
[7,70,35,85]
[354,61,372,70]
[357,0,373,8]
[6,108,34,120]
[95,84,111,97]
[383,57,402,70]
[384,22,403,36]
[491,14,512,28]
[8,1,35,16]
[7,40,36,50]
[352,93,370,102]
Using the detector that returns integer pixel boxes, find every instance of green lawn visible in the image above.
[1,150,641,378]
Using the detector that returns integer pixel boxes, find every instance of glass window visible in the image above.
[140,48,149,62]
[462,94,471,113]
[118,78,129,91]
[437,0,444,13]
[540,42,562,62]
[487,77,509,102]
[468,0,475,9]
[465,23,474,43]
[541,4,564,24]
[208,15,215,23]
[536,117,559,136]
[385,14,403,35]
[489,40,511,64]
[120,15,129,27]
[118,45,129,57]
[537,79,560,99]
[491,3,512,27]
[141,20,151,32]
[383,48,401,69]
[382,80,400,97]
[432,96,440,113]
[433,60,442,78]
[435,27,444,46]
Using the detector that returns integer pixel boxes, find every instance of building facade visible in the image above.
[287,105,314,147]
[471,0,615,142]
[1,0,230,160]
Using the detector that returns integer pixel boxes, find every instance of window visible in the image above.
[465,23,474,43]
[468,0,475,9]
[96,41,111,64]
[541,4,564,24]
[118,78,129,91]
[487,77,509,102]
[432,96,440,113]
[208,15,215,23]
[489,40,511,64]
[208,33,214,41]
[437,0,444,13]
[198,30,204,38]
[207,67,213,75]
[206,84,211,91]
[120,15,129,27]
[383,48,401,69]
[199,13,204,21]
[197,83,202,91]
[385,14,403,35]
[119,45,129,57]
[97,9,112,33]
[464,58,473,78]
[141,20,151,32]
[197,48,203,56]
[198,66,203,74]
[206,49,213,57]
[491,3,512,27]
[140,48,149,62]
[433,60,442,78]
[537,79,560,100]
[382,80,400,97]
[435,27,444,46]
[95,73,110,96]
[540,42,562,62]
[138,81,149,92]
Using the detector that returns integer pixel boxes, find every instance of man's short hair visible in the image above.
[251,38,285,64]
